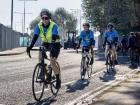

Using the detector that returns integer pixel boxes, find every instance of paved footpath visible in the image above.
[91,72,140,105]
[0,47,26,56]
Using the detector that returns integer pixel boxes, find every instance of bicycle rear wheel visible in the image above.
[50,61,60,95]
[32,63,45,101]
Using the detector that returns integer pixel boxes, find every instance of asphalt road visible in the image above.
[0,49,135,105]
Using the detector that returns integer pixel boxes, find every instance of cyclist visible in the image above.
[78,23,95,65]
[121,35,128,55]
[27,9,61,89]
[103,23,119,65]
[128,32,138,67]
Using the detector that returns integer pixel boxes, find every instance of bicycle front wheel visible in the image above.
[80,57,86,80]
[87,64,93,79]
[32,63,45,101]
[106,54,111,73]
[50,61,60,95]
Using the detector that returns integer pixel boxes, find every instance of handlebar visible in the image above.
[27,46,49,58]
[28,48,39,58]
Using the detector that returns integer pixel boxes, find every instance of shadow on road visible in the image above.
[99,70,116,82]
[27,95,57,105]
[66,79,89,93]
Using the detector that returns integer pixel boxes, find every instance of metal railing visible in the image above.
[0,23,22,51]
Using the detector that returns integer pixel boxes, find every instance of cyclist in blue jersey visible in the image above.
[103,23,119,65]
[78,23,95,62]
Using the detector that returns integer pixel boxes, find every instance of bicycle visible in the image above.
[80,46,94,80]
[106,44,115,73]
[27,46,60,101]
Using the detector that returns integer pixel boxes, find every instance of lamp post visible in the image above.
[11,0,13,29]
[18,0,38,35]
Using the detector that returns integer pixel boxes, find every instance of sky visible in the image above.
[0,0,82,33]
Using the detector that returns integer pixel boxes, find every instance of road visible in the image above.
[0,49,135,105]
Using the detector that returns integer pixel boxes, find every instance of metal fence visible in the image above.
[0,23,22,51]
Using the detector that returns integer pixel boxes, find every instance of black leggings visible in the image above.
[43,42,61,58]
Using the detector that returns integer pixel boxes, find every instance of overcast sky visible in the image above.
[0,0,82,32]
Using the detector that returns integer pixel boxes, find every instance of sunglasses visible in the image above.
[41,16,49,20]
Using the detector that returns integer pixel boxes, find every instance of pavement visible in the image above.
[0,47,140,105]
[0,47,26,56]
[91,71,140,105]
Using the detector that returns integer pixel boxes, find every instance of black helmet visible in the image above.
[40,9,51,18]
[130,32,134,35]
[107,23,114,28]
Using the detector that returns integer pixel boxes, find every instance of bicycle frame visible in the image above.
[80,46,94,79]
[82,47,91,66]
[28,46,51,81]
[108,44,115,63]
[28,45,60,101]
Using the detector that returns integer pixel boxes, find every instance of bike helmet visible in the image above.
[130,32,134,35]
[83,23,90,27]
[40,8,51,18]
[107,23,114,28]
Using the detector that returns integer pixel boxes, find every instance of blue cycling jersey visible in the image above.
[80,30,94,46]
[104,29,118,43]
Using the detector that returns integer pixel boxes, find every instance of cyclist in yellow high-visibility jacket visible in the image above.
[27,9,61,89]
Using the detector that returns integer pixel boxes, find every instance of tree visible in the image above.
[82,0,106,31]
[65,14,77,31]
[30,17,40,31]
[82,0,140,34]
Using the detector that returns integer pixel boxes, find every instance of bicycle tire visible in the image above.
[106,54,111,73]
[50,61,60,95]
[32,63,45,101]
[87,54,94,78]
[87,64,93,79]
[80,57,87,80]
